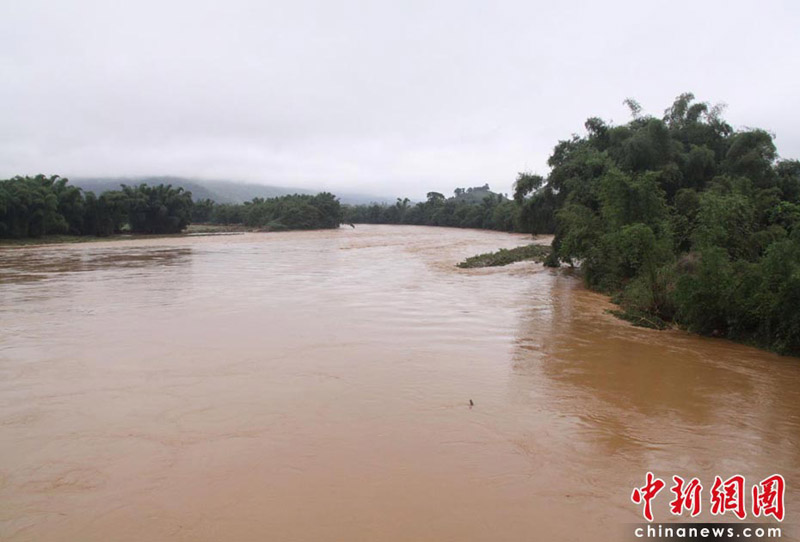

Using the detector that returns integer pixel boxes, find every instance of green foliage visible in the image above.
[723,130,777,188]
[0,175,64,237]
[123,183,193,234]
[775,160,800,202]
[0,176,177,238]
[206,192,342,231]
[192,198,216,223]
[343,185,519,232]
[600,170,667,228]
[541,93,800,355]
[692,189,756,259]
[0,177,196,238]
[83,190,128,236]
[513,173,544,203]
[1,176,343,239]
[457,244,550,268]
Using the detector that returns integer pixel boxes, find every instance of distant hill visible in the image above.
[69,176,394,205]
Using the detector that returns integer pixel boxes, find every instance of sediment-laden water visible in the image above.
[1,225,798,541]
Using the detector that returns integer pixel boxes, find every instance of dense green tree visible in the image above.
[533,93,800,354]
[83,190,129,236]
[207,192,342,230]
[0,177,345,238]
[192,198,216,223]
[0,177,195,238]
[52,176,86,234]
[122,183,193,234]
[0,175,64,237]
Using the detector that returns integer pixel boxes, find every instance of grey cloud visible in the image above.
[1,0,798,198]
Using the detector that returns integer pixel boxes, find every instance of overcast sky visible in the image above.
[1,0,798,198]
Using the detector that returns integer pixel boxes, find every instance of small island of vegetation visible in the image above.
[457,244,550,268]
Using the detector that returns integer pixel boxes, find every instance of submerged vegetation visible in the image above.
[457,244,550,268]
[0,175,342,240]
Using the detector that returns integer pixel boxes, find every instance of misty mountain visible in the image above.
[69,177,394,205]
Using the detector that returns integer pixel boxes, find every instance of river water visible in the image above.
[1,225,798,541]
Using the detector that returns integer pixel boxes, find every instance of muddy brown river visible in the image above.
[1,225,798,541]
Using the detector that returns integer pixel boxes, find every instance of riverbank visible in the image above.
[0,224,264,248]
[0,223,519,249]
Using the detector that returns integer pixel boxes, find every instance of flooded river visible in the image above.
[1,225,798,541]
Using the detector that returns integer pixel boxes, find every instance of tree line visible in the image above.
[343,184,519,231]
[0,176,194,237]
[191,192,342,230]
[0,175,342,238]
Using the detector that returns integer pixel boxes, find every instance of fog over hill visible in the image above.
[70,177,395,205]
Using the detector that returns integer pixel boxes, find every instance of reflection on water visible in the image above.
[0,225,797,541]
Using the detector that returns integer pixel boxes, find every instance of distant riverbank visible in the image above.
[0,224,264,248]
